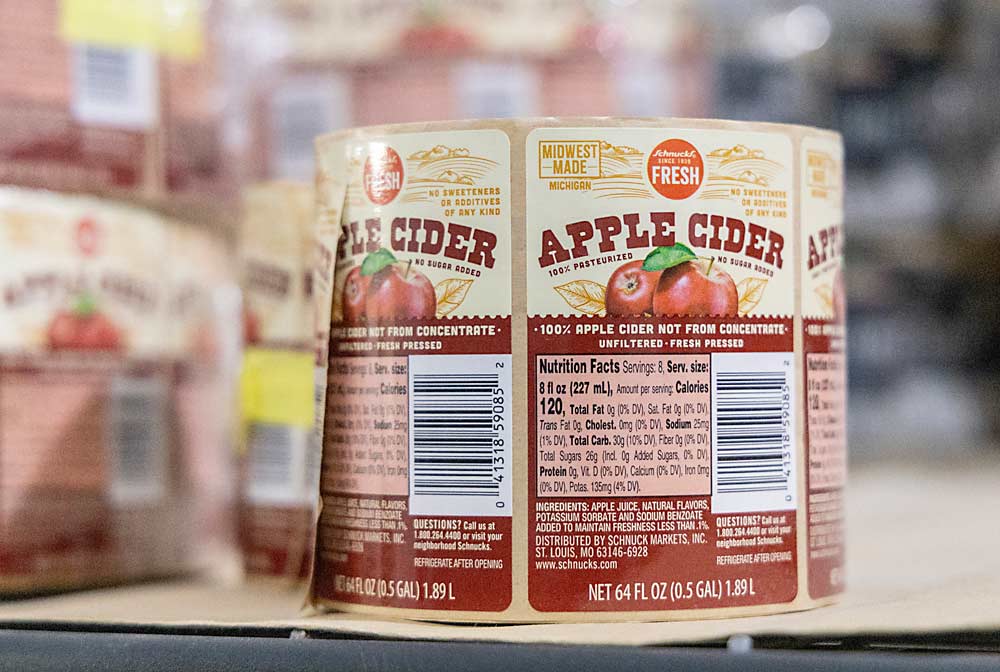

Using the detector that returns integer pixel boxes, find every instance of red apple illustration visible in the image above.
[365,262,436,323]
[606,260,662,316]
[46,295,124,352]
[653,260,738,317]
[341,265,369,324]
[78,313,123,350]
[355,248,436,324]
[636,244,738,317]
[75,217,100,256]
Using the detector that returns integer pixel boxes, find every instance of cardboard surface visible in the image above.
[0,458,996,645]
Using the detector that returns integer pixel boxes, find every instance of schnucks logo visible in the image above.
[364,144,404,205]
[647,139,704,200]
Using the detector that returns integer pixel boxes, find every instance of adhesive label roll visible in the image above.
[310,118,845,623]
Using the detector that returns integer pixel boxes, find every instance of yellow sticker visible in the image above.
[59,0,204,59]
[240,348,315,429]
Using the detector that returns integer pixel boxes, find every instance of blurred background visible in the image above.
[1,0,997,593]
[226,0,1000,459]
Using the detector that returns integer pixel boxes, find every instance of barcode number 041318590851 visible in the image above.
[407,355,513,517]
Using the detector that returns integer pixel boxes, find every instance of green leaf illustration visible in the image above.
[360,247,398,276]
[641,243,698,272]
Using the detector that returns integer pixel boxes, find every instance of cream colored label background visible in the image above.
[800,135,845,318]
[0,190,169,356]
[525,127,796,317]
[314,137,349,345]
[332,129,512,320]
[240,182,314,345]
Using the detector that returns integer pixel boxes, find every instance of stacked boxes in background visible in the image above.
[162,25,238,202]
[0,0,238,202]
[0,0,708,196]
[0,0,172,197]
[0,0,325,587]
[218,0,707,148]
[238,182,318,580]
[0,187,237,592]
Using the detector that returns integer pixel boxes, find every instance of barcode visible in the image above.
[711,353,796,514]
[408,355,512,517]
[72,45,158,129]
[109,375,168,504]
[245,424,314,506]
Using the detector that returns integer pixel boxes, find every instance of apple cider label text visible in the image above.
[338,215,499,271]
[525,127,801,612]
[800,134,846,600]
[0,195,173,358]
[537,211,785,271]
[314,129,514,613]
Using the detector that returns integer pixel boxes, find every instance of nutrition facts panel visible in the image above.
[535,354,712,498]
[534,351,796,511]
[527,316,799,613]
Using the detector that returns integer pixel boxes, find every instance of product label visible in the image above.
[240,349,315,430]
[0,190,217,588]
[237,182,318,579]
[240,418,317,579]
[240,347,318,578]
[526,127,798,611]
[0,190,169,358]
[800,135,846,598]
[314,129,513,611]
[240,183,314,349]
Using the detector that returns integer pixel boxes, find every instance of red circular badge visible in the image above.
[646,138,704,200]
[363,145,404,205]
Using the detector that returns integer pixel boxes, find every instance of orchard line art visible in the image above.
[588,141,654,200]
[699,144,785,202]
[553,243,769,317]
[400,144,500,203]
[805,149,841,197]
[558,140,783,202]
[338,247,476,323]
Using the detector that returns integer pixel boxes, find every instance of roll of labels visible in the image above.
[309,118,846,622]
